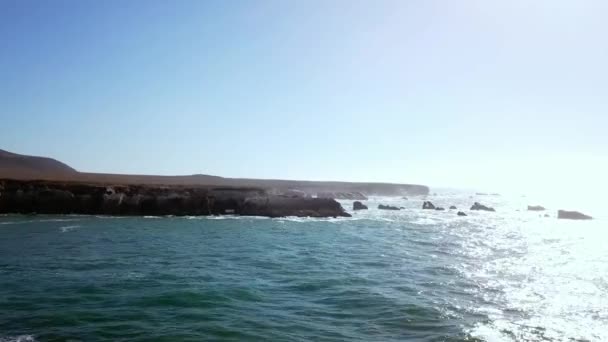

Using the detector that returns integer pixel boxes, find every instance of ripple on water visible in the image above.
[0,197,606,341]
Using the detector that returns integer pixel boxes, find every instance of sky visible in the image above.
[1,0,607,196]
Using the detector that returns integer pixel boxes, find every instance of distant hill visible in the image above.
[0,148,429,196]
[0,149,77,179]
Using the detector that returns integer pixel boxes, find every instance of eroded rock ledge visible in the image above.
[0,179,350,218]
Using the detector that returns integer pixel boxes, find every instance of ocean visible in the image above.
[1,194,606,341]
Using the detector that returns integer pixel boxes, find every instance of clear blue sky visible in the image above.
[1,0,607,194]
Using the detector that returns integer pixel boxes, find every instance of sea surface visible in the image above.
[1,194,606,341]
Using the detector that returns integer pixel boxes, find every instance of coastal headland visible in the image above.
[0,149,428,217]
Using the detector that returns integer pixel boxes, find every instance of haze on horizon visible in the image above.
[1,0,607,198]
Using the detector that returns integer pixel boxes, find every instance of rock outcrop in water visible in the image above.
[422,201,435,210]
[457,211,467,216]
[0,179,351,218]
[470,202,495,212]
[449,206,457,210]
[240,196,349,218]
[353,201,368,210]
[557,210,592,220]
[527,205,546,211]
[378,204,400,210]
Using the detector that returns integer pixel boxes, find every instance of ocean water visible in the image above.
[0,194,606,341]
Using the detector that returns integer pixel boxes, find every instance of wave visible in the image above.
[0,336,36,342]
[60,225,81,233]
[0,218,81,225]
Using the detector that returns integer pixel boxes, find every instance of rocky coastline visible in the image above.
[0,179,351,218]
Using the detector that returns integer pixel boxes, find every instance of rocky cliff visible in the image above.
[0,180,350,218]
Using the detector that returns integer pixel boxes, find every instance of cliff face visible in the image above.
[0,180,350,218]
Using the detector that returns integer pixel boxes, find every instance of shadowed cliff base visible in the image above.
[0,179,351,218]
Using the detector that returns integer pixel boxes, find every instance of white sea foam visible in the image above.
[0,217,82,226]
[60,225,81,233]
[0,335,36,342]
[93,215,128,219]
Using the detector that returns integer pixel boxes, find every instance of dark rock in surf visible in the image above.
[449,206,457,210]
[470,202,495,212]
[527,205,546,211]
[422,201,436,210]
[378,204,400,210]
[353,201,368,210]
[457,211,467,216]
[240,196,351,218]
[557,210,592,220]
[435,207,445,211]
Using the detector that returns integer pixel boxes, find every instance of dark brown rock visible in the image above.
[353,201,368,210]
[378,204,400,210]
[422,201,435,210]
[240,196,350,218]
[470,202,495,212]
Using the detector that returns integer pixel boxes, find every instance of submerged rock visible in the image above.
[470,202,495,212]
[435,207,445,211]
[449,206,457,210]
[422,201,436,210]
[557,210,592,220]
[457,211,467,216]
[527,205,546,211]
[353,201,368,210]
[378,204,400,210]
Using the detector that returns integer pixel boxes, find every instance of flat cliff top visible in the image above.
[0,148,429,194]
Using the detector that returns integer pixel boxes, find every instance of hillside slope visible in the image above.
[0,149,77,179]
[0,149,429,196]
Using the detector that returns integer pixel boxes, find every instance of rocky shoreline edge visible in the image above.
[0,179,351,218]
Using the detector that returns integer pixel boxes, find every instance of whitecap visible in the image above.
[93,215,128,219]
[0,221,23,225]
[60,225,81,233]
[0,217,82,225]
[0,335,36,342]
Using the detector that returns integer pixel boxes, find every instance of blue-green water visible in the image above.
[1,196,606,341]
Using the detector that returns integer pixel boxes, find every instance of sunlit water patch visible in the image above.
[0,194,605,341]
